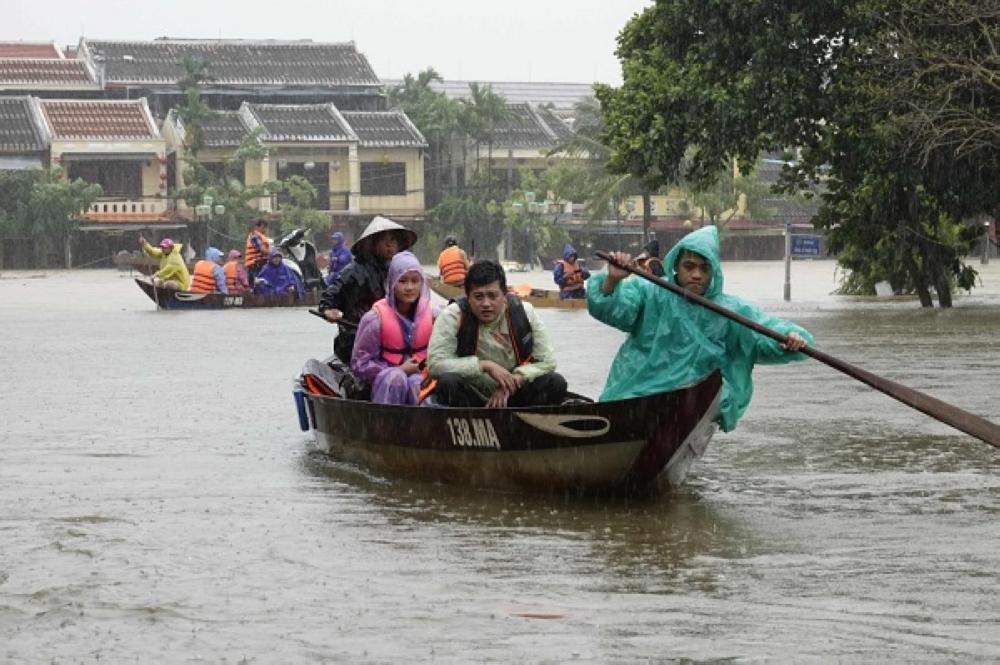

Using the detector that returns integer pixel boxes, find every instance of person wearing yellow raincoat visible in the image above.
[139,235,191,291]
[587,225,814,432]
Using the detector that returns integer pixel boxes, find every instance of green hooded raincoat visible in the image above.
[587,226,814,432]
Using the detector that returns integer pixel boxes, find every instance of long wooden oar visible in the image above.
[594,251,1000,448]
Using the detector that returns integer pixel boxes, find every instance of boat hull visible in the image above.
[429,278,587,310]
[299,368,721,495]
[135,278,320,309]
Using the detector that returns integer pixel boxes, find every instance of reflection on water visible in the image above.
[1,264,999,661]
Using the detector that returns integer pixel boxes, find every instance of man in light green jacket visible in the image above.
[139,235,191,291]
[587,225,813,431]
[426,260,566,408]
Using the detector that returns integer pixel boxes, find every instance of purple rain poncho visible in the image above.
[351,251,439,405]
[253,249,305,299]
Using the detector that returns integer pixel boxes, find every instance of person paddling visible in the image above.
[138,235,191,291]
[588,225,812,431]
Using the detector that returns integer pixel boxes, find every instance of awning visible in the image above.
[78,222,188,232]
[58,153,159,162]
[0,155,44,170]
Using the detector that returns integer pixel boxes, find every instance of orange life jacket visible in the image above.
[190,260,218,293]
[373,299,434,366]
[244,229,270,268]
[437,246,467,286]
[557,259,585,292]
[224,260,245,293]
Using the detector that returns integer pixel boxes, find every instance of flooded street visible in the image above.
[2,260,999,662]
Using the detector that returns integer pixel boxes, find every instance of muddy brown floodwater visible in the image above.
[2,261,999,662]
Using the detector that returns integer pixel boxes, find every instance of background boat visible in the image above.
[135,278,320,309]
[428,277,587,309]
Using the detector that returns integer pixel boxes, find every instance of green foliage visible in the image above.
[277,175,328,234]
[500,169,569,263]
[0,170,39,236]
[601,0,997,307]
[426,173,507,260]
[176,56,216,157]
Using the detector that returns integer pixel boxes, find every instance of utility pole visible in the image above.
[783,220,792,301]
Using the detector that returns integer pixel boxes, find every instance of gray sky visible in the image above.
[4,0,651,84]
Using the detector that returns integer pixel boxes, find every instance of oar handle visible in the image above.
[593,251,1000,448]
[308,309,358,329]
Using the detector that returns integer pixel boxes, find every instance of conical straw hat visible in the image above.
[351,215,418,258]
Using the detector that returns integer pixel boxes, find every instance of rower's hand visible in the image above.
[323,308,343,323]
[479,360,519,393]
[781,332,807,352]
[401,358,421,376]
[486,387,511,409]
[137,234,147,248]
[604,251,633,280]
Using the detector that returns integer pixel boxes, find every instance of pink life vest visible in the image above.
[373,299,433,366]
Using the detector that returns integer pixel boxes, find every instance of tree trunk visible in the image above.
[934,271,953,308]
[642,190,652,242]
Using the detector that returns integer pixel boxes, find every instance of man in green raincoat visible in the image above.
[587,225,813,432]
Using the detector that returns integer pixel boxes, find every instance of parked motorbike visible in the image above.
[277,228,324,291]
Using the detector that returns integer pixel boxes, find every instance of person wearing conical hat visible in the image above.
[318,215,418,365]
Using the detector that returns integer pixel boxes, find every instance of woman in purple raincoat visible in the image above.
[253,248,305,300]
[351,251,439,405]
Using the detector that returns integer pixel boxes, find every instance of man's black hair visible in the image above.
[464,259,507,295]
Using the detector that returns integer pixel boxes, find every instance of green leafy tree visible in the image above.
[277,175,328,235]
[28,168,102,268]
[599,0,996,306]
[426,172,507,260]
[500,169,569,265]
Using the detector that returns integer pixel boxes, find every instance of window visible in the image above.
[361,162,406,196]
[67,160,141,198]
[277,161,330,209]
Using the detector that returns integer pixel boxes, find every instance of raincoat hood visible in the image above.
[385,250,430,312]
[331,231,345,247]
[562,243,578,261]
[205,247,223,263]
[662,225,724,299]
[352,215,417,259]
[267,247,282,260]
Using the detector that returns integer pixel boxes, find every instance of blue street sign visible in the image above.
[791,234,821,257]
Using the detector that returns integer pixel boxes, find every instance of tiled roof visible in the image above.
[0,42,62,59]
[40,99,159,140]
[389,79,594,111]
[243,103,357,142]
[340,111,426,147]
[534,106,574,143]
[493,103,568,148]
[0,97,46,152]
[83,38,381,87]
[0,58,96,88]
[201,111,250,147]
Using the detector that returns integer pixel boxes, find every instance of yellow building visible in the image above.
[165,102,427,222]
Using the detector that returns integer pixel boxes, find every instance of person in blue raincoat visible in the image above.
[587,225,814,432]
[325,231,352,286]
[253,248,305,300]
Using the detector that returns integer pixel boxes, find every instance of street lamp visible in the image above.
[195,194,226,250]
[983,220,991,265]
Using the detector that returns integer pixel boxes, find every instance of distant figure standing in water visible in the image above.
[588,225,813,432]
[553,243,590,299]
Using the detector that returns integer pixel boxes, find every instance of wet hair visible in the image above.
[464,259,507,295]
[674,249,710,270]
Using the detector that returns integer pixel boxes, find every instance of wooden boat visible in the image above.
[294,359,721,495]
[134,278,320,309]
[428,277,587,310]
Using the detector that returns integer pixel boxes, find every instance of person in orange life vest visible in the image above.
[244,219,271,285]
[436,235,469,287]
[425,260,567,408]
[351,251,440,405]
[190,247,228,293]
[223,249,250,295]
[553,243,590,299]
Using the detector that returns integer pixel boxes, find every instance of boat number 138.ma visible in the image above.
[445,417,501,450]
